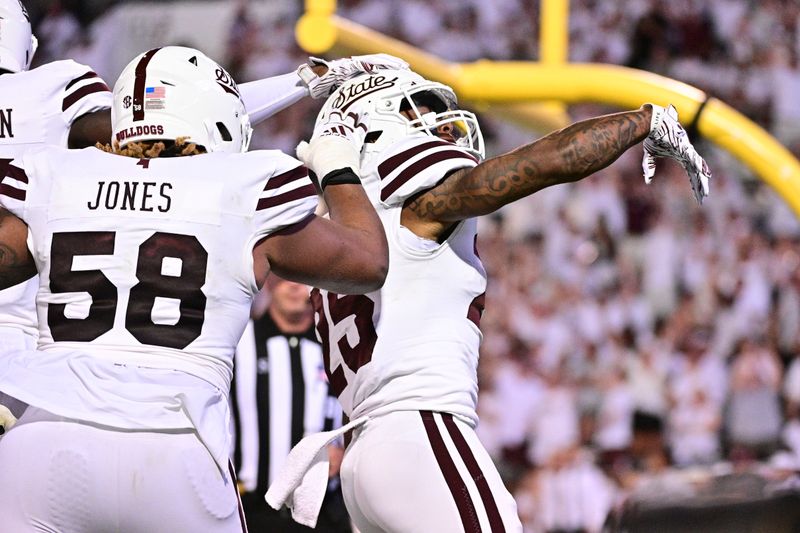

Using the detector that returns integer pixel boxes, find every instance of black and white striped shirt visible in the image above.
[231,311,342,494]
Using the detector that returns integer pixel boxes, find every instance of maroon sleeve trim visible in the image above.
[62,82,111,112]
[0,183,25,201]
[377,139,449,179]
[65,71,100,91]
[380,150,475,201]
[262,165,308,192]
[256,183,316,211]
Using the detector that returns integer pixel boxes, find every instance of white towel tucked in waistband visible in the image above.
[265,416,368,528]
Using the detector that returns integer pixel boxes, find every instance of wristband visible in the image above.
[320,168,361,189]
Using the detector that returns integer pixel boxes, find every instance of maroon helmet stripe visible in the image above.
[257,183,316,210]
[132,48,162,122]
[62,82,111,111]
[377,139,449,179]
[420,411,482,532]
[227,461,250,533]
[381,150,476,201]
[263,166,308,191]
[442,413,505,532]
[0,183,25,201]
[65,71,100,90]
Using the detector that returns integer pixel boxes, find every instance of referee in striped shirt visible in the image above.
[231,276,351,532]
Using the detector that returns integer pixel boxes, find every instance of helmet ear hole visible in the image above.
[216,122,232,142]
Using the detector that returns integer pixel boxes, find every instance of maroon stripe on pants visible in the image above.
[420,411,482,532]
[442,414,505,532]
[228,461,249,533]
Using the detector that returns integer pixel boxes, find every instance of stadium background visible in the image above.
[19,0,800,531]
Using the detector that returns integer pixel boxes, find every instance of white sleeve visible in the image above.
[239,72,309,126]
[57,60,112,125]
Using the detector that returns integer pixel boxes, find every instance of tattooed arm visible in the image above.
[402,106,652,241]
[0,208,36,289]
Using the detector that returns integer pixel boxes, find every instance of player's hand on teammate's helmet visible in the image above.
[298,54,409,99]
[642,104,711,205]
[0,404,17,435]
[297,109,370,189]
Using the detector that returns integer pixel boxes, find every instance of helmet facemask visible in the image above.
[399,87,484,160]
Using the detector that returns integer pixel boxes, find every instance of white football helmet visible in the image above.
[0,0,37,73]
[318,69,484,162]
[111,46,252,153]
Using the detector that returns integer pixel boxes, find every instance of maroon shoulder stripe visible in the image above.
[421,411,482,532]
[377,139,450,179]
[65,71,100,91]
[442,414,505,532]
[263,166,308,192]
[381,150,476,202]
[257,183,316,211]
[62,82,110,111]
[132,48,162,122]
[0,183,25,201]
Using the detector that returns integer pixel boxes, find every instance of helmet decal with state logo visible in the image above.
[0,0,38,73]
[111,46,252,153]
[317,69,485,164]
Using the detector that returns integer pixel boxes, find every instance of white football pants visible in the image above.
[341,410,522,533]
[0,407,248,533]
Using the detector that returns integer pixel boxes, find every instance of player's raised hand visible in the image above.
[0,404,17,435]
[642,104,711,205]
[296,109,369,189]
[297,54,409,99]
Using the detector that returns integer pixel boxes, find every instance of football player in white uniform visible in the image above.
[0,0,408,435]
[270,69,711,532]
[0,46,387,532]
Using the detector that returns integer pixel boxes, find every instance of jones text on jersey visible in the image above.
[87,180,173,212]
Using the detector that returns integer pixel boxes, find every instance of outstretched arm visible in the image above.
[403,107,652,239]
[0,208,36,289]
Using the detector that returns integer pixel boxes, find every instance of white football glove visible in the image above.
[296,109,369,189]
[0,404,17,434]
[297,53,409,99]
[642,104,711,205]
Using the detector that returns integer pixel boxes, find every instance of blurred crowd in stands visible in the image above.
[28,0,800,530]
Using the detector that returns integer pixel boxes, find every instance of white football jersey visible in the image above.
[0,146,317,469]
[0,61,111,346]
[312,135,486,424]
